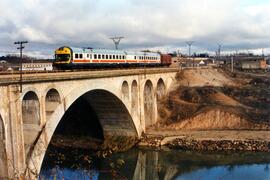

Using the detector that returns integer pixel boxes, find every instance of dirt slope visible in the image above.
[176,68,237,87]
[156,68,270,130]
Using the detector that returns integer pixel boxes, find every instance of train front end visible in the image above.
[53,46,72,69]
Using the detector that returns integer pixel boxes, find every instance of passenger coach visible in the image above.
[53,46,168,69]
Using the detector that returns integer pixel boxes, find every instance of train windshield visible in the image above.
[55,54,70,61]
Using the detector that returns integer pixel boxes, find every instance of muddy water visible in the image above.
[40,147,270,180]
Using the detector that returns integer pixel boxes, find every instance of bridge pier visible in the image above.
[0,85,26,179]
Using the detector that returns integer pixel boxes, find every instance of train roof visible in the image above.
[70,47,159,56]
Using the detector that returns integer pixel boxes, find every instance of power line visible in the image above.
[217,44,222,60]
[14,40,28,93]
[185,41,194,57]
[110,36,124,50]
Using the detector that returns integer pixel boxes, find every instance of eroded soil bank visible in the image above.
[138,130,270,152]
[156,68,270,130]
[142,68,270,152]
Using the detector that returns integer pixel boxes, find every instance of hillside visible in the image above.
[156,68,270,130]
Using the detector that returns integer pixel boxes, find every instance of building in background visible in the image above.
[21,62,53,71]
[234,57,267,70]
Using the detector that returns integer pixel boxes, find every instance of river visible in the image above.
[40,147,270,180]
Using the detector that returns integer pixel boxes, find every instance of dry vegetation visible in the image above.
[156,68,270,130]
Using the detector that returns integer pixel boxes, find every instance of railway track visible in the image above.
[0,67,179,85]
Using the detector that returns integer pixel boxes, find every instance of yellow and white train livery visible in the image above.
[54,46,164,69]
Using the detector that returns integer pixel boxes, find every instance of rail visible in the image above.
[0,67,179,85]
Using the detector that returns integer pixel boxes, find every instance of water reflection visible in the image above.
[40,147,270,180]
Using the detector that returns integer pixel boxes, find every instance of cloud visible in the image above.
[0,0,269,57]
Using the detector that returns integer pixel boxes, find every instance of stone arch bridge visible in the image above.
[0,68,177,179]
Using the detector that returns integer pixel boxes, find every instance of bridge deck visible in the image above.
[0,68,179,85]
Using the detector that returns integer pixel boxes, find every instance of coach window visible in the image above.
[119,55,122,59]
[134,56,136,60]
[94,54,97,59]
[102,55,105,59]
[79,54,83,59]
[109,55,112,59]
[87,54,89,58]
[75,54,78,59]
[116,55,118,59]
[123,55,125,59]
[90,54,92,59]
[98,54,101,59]
[106,55,108,59]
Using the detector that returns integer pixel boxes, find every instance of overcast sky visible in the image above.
[0,0,270,58]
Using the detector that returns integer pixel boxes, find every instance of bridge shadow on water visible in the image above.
[40,147,270,180]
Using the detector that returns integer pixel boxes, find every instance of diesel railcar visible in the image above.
[53,46,171,69]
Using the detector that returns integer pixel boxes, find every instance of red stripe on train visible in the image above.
[73,59,160,63]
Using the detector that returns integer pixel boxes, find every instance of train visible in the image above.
[53,46,171,69]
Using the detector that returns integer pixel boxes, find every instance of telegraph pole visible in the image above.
[217,44,222,59]
[110,37,124,50]
[186,41,194,67]
[14,41,28,93]
[185,41,194,58]
[142,50,149,77]
[231,55,234,73]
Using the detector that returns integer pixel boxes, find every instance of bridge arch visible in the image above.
[22,91,40,125]
[156,78,166,101]
[27,88,138,177]
[22,91,41,158]
[122,81,129,100]
[45,88,62,121]
[0,114,8,179]
[131,80,139,115]
[144,80,155,127]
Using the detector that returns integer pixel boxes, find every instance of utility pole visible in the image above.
[177,50,182,69]
[14,41,28,93]
[110,37,124,50]
[141,50,149,77]
[231,55,234,73]
[185,41,194,58]
[186,41,194,67]
[217,44,222,60]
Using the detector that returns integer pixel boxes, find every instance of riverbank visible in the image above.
[141,68,270,152]
[138,130,270,152]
